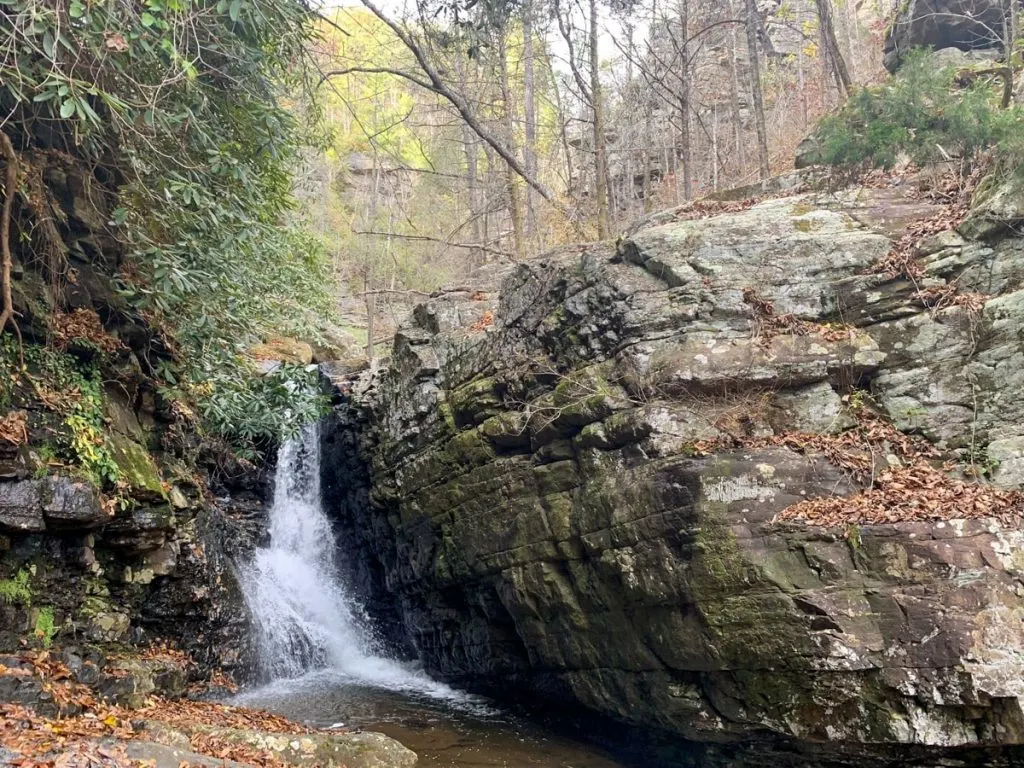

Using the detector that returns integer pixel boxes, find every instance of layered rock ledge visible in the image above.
[325,178,1024,765]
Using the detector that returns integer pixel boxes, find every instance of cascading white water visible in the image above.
[239,422,458,698]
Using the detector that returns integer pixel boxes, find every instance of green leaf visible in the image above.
[59,99,77,118]
[228,0,241,21]
[141,11,156,27]
[69,1,85,17]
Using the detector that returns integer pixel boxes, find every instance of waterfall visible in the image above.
[239,422,450,695]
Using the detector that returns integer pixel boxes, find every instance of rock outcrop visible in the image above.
[326,178,1024,765]
[0,154,265,675]
[884,0,1013,72]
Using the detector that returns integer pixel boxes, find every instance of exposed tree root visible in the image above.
[0,130,24,362]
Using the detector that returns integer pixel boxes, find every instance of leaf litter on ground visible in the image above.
[0,650,316,768]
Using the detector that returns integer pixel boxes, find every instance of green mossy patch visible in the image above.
[107,433,166,501]
[448,377,503,428]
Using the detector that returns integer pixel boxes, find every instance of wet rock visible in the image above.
[83,610,131,643]
[0,481,45,532]
[0,477,106,533]
[61,646,105,686]
[107,433,167,502]
[146,722,417,768]
[40,477,105,528]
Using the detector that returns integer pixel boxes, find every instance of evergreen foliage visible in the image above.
[1,0,335,450]
[815,49,1024,170]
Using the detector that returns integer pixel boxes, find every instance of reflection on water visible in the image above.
[234,672,629,768]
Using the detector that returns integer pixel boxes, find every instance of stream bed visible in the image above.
[233,426,635,767]
[235,672,630,768]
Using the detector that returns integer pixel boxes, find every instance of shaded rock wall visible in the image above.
[329,181,1024,765]
[0,154,264,674]
[884,0,1017,72]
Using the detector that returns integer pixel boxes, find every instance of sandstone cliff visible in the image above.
[325,169,1024,765]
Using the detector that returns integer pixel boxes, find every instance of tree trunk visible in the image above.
[522,0,539,244]
[1005,0,1019,102]
[744,0,771,180]
[678,0,693,200]
[712,104,719,192]
[797,43,809,128]
[727,0,747,176]
[590,0,611,238]
[550,62,576,198]
[815,0,852,98]
[0,131,18,336]
[497,33,525,259]
[461,122,484,267]
[453,55,485,267]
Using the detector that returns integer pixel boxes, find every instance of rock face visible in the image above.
[326,182,1024,765]
[883,0,1013,72]
[0,155,266,675]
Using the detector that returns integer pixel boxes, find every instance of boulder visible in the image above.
[247,337,314,365]
[310,325,362,363]
[99,657,190,708]
[926,45,1001,69]
[793,135,824,169]
[960,167,1024,240]
[0,481,45,533]
[40,476,105,528]
[883,0,1011,72]
[0,476,105,532]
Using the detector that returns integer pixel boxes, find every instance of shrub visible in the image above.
[0,0,336,450]
[815,49,1024,169]
[0,569,32,606]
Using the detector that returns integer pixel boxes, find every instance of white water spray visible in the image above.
[239,423,460,699]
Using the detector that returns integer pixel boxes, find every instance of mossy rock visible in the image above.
[107,433,166,502]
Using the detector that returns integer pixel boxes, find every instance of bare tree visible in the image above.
[496,31,526,258]
[523,0,540,241]
[332,0,578,228]
[815,0,852,98]
[677,0,694,199]
[744,0,770,179]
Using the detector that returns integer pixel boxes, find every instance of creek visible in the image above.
[235,423,631,768]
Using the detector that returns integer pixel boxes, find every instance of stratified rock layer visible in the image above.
[327,183,1024,765]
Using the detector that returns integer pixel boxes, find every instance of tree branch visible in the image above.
[351,229,513,257]
[345,0,582,233]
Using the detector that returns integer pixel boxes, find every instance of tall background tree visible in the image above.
[311,0,1020,344]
